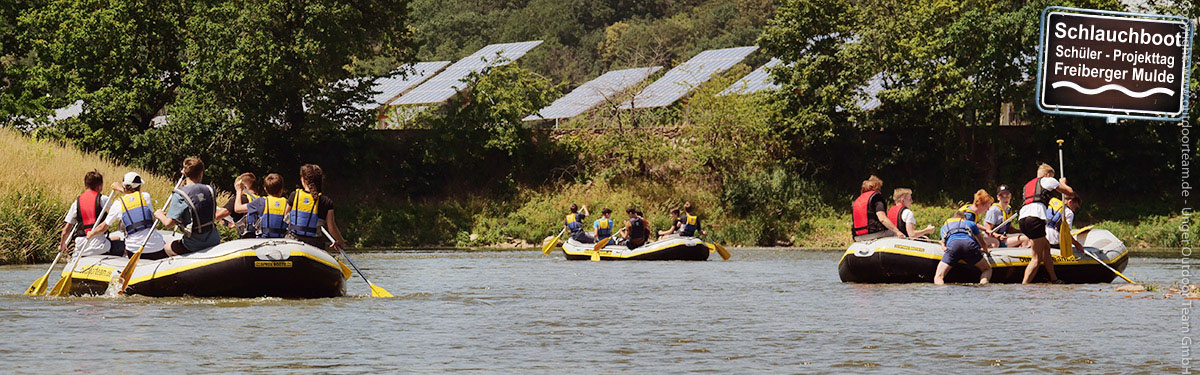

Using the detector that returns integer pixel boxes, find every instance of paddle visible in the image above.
[541,228,566,255]
[1071,225,1094,236]
[703,237,731,260]
[50,191,118,297]
[115,175,185,295]
[1077,247,1135,283]
[25,223,78,296]
[1056,139,1077,260]
[321,227,393,297]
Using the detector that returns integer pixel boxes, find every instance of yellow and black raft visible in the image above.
[60,231,351,297]
[560,236,713,261]
[838,229,1129,283]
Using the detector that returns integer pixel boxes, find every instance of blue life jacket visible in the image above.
[565,213,584,235]
[594,218,613,238]
[289,189,322,237]
[257,196,288,238]
[173,184,217,237]
[120,192,155,234]
[941,218,977,245]
[680,214,700,237]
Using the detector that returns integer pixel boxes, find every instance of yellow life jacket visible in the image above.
[956,204,983,225]
[119,192,154,234]
[259,195,288,238]
[288,189,322,237]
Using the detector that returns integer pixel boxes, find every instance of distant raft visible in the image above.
[560,236,712,261]
[838,229,1129,283]
[59,231,350,298]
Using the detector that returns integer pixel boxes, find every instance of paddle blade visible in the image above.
[337,260,353,280]
[117,250,143,294]
[541,236,558,255]
[1059,221,1074,259]
[714,243,731,260]
[368,283,394,298]
[49,275,71,297]
[24,274,50,296]
[593,237,612,251]
[590,250,600,261]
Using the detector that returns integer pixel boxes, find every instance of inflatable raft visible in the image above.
[560,236,712,261]
[59,231,350,297]
[838,229,1128,283]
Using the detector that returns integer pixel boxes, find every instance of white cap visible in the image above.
[122,172,143,188]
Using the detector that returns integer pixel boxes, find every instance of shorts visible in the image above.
[627,238,646,250]
[168,240,197,256]
[126,249,169,260]
[942,240,984,265]
[1019,217,1047,240]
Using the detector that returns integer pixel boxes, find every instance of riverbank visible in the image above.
[2,127,1193,265]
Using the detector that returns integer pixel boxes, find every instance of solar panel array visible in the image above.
[717,58,782,96]
[359,61,450,110]
[622,46,757,109]
[392,41,543,105]
[524,66,662,121]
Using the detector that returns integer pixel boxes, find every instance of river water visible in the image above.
[0,249,1183,373]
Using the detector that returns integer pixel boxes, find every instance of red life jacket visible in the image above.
[75,190,102,234]
[887,204,909,236]
[1023,177,1053,206]
[852,191,880,236]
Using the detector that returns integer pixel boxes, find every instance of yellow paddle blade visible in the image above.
[590,250,600,261]
[337,260,353,280]
[1071,225,1094,237]
[1111,269,1135,284]
[368,282,394,298]
[593,237,612,251]
[713,242,731,260]
[24,274,50,296]
[49,275,72,297]
[1059,220,1074,259]
[117,250,143,295]
[540,236,558,255]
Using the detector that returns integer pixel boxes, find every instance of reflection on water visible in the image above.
[0,249,1180,373]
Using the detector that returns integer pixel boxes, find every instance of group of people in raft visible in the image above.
[560,202,708,249]
[851,163,1080,285]
[59,157,347,260]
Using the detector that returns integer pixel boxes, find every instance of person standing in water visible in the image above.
[1017,163,1075,284]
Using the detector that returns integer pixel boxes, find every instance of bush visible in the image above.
[0,188,66,264]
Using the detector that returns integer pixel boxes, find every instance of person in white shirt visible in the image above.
[885,188,934,238]
[59,170,116,256]
[1016,163,1075,284]
[86,172,167,260]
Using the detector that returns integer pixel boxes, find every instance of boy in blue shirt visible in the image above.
[935,211,992,285]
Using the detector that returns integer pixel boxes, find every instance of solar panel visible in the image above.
[392,41,543,105]
[622,46,758,109]
[717,58,783,96]
[358,61,450,110]
[524,66,662,121]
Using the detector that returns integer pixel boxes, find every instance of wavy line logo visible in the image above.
[1050,81,1175,98]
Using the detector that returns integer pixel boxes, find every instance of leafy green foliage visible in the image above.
[0,188,64,264]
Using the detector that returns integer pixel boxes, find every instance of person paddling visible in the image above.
[592,208,615,243]
[851,175,905,241]
[658,208,682,237]
[224,172,261,238]
[934,211,992,285]
[1017,163,1075,284]
[886,188,935,238]
[156,157,228,257]
[59,170,119,256]
[563,203,592,243]
[678,202,707,237]
[617,205,649,249]
[237,173,289,238]
[984,185,1026,247]
[285,164,346,250]
[86,172,168,260]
